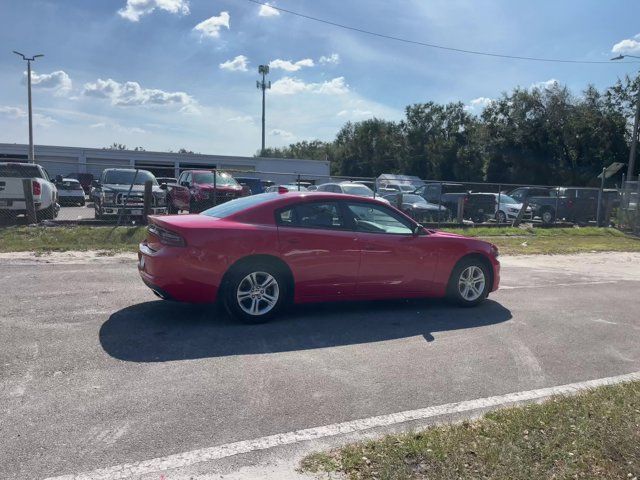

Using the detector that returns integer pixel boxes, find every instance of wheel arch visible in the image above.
[219,254,295,302]
[448,252,494,291]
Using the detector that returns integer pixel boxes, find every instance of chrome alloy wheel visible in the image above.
[236,271,280,316]
[458,265,486,301]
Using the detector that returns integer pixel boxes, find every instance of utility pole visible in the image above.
[13,51,44,163]
[611,54,640,179]
[256,65,271,156]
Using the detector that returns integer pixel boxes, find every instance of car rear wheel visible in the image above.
[541,208,555,225]
[223,263,287,323]
[495,210,507,223]
[447,258,490,307]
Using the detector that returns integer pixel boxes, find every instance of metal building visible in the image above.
[0,143,330,184]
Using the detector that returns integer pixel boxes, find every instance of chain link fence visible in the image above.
[0,158,629,230]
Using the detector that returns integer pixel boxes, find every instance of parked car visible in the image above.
[54,178,86,206]
[377,183,417,195]
[235,177,264,195]
[156,177,177,187]
[506,186,602,224]
[0,162,59,221]
[167,170,244,213]
[316,182,390,203]
[265,184,309,192]
[93,168,167,220]
[138,191,500,322]
[474,193,532,223]
[413,182,468,213]
[64,172,94,195]
[382,193,448,222]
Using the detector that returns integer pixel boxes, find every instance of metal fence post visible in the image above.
[497,184,502,225]
[554,186,560,225]
[437,182,443,229]
[635,174,640,234]
[22,178,37,224]
[213,168,217,206]
[117,168,139,226]
[297,173,301,191]
[596,167,605,227]
[143,180,152,225]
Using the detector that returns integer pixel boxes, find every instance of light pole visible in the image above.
[13,51,44,163]
[611,54,640,180]
[256,65,271,156]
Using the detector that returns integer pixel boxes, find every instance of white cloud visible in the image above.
[258,2,280,17]
[530,79,559,90]
[269,58,314,72]
[219,55,249,72]
[271,76,349,95]
[0,105,56,127]
[269,128,294,139]
[227,115,254,124]
[83,78,197,112]
[464,97,493,113]
[337,109,373,118]
[118,0,190,22]
[319,53,340,65]
[23,70,72,96]
[90,121,146,134]
[612,34,640,55]
[193,11,230,39]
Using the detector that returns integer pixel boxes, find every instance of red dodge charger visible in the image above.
[138,191,500,322]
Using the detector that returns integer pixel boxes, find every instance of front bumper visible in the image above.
[100,205,167,216]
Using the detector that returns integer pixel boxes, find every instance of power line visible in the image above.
[245,0,639,65]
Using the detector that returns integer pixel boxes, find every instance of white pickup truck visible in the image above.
[0,162,59,221]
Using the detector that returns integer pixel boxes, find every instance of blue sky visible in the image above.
[1,0,640,156]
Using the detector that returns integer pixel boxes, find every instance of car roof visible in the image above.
[62,178,80,182]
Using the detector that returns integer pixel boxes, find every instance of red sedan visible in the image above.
[138,191,500,322]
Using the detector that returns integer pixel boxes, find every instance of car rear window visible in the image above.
[0,164,41,178]
[201,193,278,218]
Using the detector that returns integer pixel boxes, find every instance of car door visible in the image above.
[343,201,438,296]
[276,200,360,299]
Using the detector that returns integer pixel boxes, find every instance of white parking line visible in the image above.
[45,370,640,480]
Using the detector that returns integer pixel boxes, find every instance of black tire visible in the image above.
[94,204,104,220]
[540,208,555,225]
[446,257,491,307]
[223,262,288,323]
[79,198,85,206]
[36,204,56,222]
[167,203,177,214]
[495,210,507,223]
[188,199,196,214]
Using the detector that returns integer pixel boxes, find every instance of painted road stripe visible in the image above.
[45,370,640,480]
[500,280,619,290]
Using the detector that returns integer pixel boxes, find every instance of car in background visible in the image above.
[316,182,390,203]
[235,177,265,195]
[138,191,500,322]
[54,178,86,206]
[0,162,59,221]
[413,182,468,213]
[93,168,167,220]
[383,193,448,222]
[64,172,94,195]
[487,193,532,222]
[265,184,309,192]
[377,183,417,195]
[156,177,177,188]
[506,186,602,224]
[167,170,245,213]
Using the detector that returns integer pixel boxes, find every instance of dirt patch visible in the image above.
[0,250,137,265]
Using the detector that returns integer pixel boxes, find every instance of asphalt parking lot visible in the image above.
[1,252,639,479]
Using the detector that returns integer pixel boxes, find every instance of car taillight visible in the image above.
[32,180,41,196]
[147,224,186,247]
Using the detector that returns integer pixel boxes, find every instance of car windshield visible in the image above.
[497,194,518,204]
[402,194,426,204]
[399,185,416,192]
[342,184,374,196]
[103,170,157,185]
[193,172,239,186]
[201,193,277,218]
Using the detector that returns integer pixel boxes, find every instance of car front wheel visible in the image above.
[447,258,490,307]
[224,264,287,323]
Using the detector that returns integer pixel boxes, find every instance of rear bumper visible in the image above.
[137,242,221,303]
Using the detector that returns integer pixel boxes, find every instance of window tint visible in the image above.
[201,193,278,218]
[277,202,344,229]
[346,203,413,235]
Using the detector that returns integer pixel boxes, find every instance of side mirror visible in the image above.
[180,181,190,187]
[91,180,100,188]
[412,224,424,236]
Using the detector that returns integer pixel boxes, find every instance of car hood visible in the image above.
[197,184,242,191]
[407,202,444,211]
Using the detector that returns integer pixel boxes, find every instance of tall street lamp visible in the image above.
[13,51,44,163]
[256,65,271,156]
[611,54,640,180]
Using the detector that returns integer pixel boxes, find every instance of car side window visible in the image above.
[345,203,414,235]
[276,202,344,230]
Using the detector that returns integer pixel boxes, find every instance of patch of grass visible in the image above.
[301,381,640,480]
[442,227,640,255]
[0,226,146,253]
